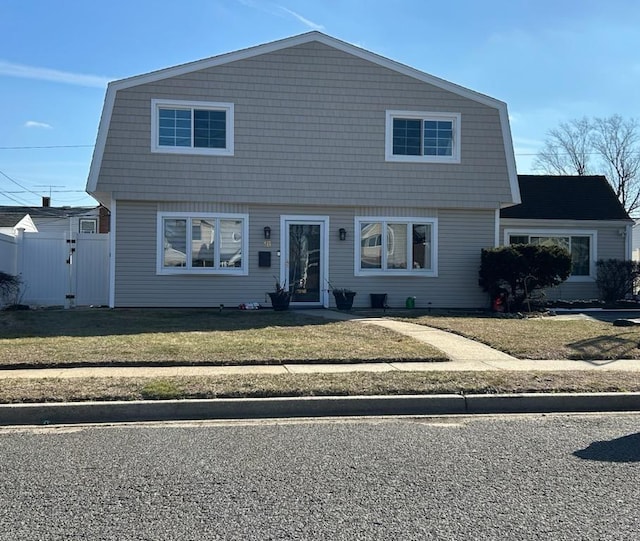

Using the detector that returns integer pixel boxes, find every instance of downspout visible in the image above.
[626,223,633,260]
[109,198,116,308]
[494,207,501,248]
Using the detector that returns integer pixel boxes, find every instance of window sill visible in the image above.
[356,269,437,277]
[385,154,460,164]
[151,146,234,157]
[157,268,247,276]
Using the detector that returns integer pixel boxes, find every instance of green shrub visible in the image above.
[479,244,572,312]
[596,259,640,303]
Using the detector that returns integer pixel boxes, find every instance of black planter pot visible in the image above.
[268,292,291,311]
[333,291,356,310]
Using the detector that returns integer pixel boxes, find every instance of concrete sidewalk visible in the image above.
[2,309,640,425]
[1,309,639,379]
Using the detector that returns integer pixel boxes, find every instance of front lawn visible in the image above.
[0,308,446,367]
[396,313,640,360]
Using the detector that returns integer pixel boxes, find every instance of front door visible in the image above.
[282,216,328,307]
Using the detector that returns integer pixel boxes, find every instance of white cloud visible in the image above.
[278,6,324,30]
[24,120,53,129]
[0,60,110,88]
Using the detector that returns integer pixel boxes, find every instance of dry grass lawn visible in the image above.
[396,314,640,360]
[2,370,640,404]
[0,308,446,367]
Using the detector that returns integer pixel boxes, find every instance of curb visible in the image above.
[1,392,640,426]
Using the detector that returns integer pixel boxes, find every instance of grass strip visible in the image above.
[2,371,640,404]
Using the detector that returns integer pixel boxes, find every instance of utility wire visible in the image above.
[0,145,94,150]
[0,168,42,197]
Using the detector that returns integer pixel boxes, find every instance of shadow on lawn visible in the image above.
[566,332,640,361]
[0,308,334,339]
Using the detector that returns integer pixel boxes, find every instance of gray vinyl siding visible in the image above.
[97,41,512,209]
[114,201,494,308]
[499,218,629,301]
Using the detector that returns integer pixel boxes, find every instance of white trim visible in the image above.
[385,110,460,163]
[108,198,116,308]
[500,104,521,205]
[354,216,438,277]
[504,228,598,282]
[494,208,500,248]
[79,218,98,234]
[280,215,330,308]
[151,99,234,156]
[87,31,519,202]
[156,211,248,275]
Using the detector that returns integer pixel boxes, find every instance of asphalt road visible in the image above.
[0,414,638,540]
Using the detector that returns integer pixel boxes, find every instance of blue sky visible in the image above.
[1,0,639,207]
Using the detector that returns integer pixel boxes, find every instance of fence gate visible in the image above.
[17,232,109,307]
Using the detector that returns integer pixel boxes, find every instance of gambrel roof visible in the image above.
[86,31,519,202]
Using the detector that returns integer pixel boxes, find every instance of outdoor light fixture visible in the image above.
[339,228,347,241]
[263,226,271,240]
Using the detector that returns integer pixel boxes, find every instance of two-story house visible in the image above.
[87,31,520,308]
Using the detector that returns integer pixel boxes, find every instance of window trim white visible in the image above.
[156,211,248,275]
[79,218,98,234]
[504,228,597,282]
[151,99,234,156]
[355,216,438,276]
[385,110,461,163]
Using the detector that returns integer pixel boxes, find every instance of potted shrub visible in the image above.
[331,288,357,310]
[268,278,291,311]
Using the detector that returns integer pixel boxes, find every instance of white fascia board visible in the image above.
[499,103,521,206]
[106,31,505,107]
[86,86,115,194]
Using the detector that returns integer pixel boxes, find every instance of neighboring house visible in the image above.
[0,203,109,237]
[631,221,640,262]
[87,31,521,309]
[500,175,633,300]
[0,202,111,307]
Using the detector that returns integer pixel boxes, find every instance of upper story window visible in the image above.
[151,99,234,156]
[355,217,438,276]
[385,110,460,163]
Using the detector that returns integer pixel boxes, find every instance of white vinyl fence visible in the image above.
[13,231,109,307]
[0,233,17,274]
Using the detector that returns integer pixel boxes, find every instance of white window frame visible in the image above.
[504,229,597,282]
[157,212,248,275]
[79,218,97,234]
[151,99,234,156]
[355,216,438,276]
[385,110,461,163]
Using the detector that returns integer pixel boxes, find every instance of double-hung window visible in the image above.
[151,99,234,156]
[158,212,248,275]
[506,230,595,278]
[355,217,438,276]
[385,110,460,163]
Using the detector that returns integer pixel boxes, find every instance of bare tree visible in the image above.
[592,115,640,216]
[533,117,592,175]
[534,115,640,216]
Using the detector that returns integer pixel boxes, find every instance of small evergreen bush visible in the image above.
[479,244,572,312]
[596,259,640,303]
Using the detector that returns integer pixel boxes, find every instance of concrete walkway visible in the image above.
[1,309,639,379]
